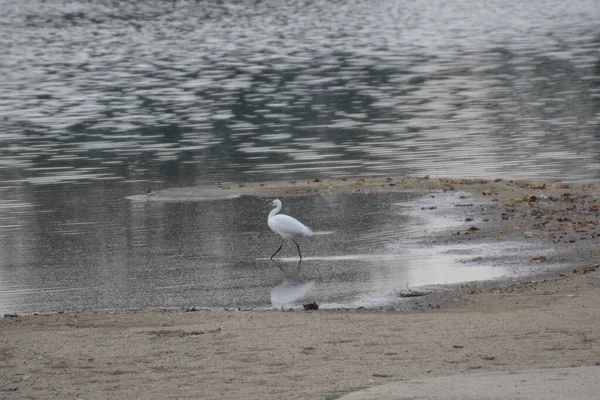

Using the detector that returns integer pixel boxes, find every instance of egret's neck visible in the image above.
[269,203,281,219]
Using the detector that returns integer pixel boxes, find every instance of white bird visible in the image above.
[266,199,313,260]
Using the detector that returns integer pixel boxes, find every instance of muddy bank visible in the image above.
[145,176,598,204]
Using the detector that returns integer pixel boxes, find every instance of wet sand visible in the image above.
[2,177,599,399]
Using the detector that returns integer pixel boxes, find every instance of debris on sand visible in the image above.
[303,302,319,310]
[395,283,432,298]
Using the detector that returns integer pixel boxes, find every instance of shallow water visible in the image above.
[0,188,545,314]
[0,0,599,313]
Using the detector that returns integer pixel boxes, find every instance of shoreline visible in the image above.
[2,269,598,399]
[144,175,599,287]
[2,177,599,399]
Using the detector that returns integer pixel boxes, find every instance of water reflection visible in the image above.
[270,261,315,308]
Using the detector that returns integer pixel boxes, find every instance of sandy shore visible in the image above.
[2,177,599,399]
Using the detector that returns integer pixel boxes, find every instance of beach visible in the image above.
[1,177,599,399]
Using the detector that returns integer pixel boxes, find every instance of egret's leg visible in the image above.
[292,239,302,260]
[270,239,285,260]
[273,260,285,273]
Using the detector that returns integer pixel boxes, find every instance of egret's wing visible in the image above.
[271,214,313,237]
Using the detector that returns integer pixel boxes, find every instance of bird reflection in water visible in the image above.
[270,260,315,308]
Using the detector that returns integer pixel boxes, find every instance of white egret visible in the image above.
[266,199,313,260]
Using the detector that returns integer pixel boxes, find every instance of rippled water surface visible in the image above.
[1,0,599,313]
[2,0,600,184]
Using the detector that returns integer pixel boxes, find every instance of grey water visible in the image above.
[1,187,530,315]
[1,0,599,313]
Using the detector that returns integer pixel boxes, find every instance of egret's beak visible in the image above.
[262,201,274,210]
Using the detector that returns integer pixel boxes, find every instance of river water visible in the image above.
[0,0,599,314]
